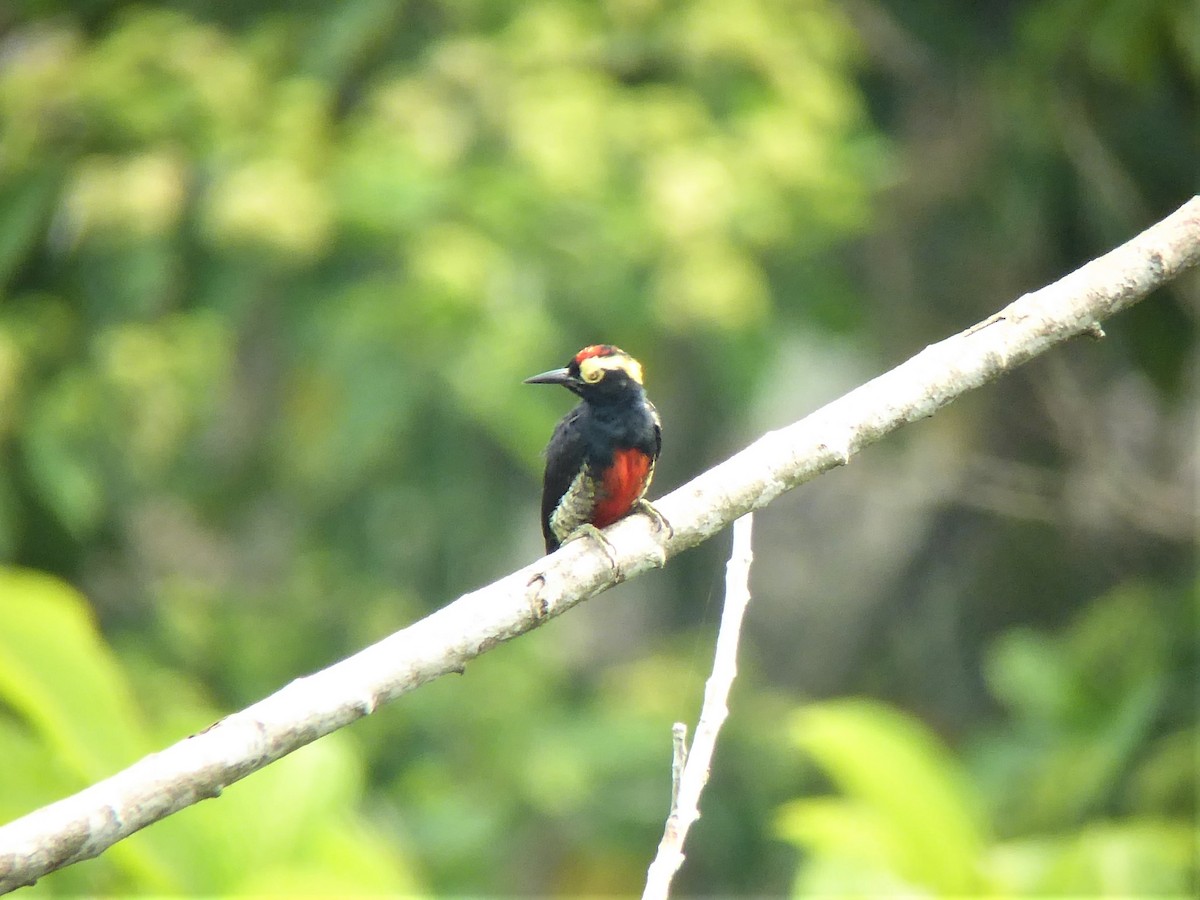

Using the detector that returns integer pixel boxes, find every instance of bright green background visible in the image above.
[0,0,1195,894]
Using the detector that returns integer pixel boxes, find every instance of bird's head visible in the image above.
[524,344,645,400]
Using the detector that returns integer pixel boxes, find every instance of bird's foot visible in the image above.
[635,499,673,540]
[564,523,620,570]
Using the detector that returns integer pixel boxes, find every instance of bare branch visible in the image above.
[0,197,1197,892]
[669,723,689,814]
[644,514,755,899]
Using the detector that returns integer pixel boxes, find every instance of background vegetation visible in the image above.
[0,0,1195,894]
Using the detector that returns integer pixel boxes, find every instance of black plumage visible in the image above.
[526,346,661,553]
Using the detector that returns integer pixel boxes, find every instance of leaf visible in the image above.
[20,375,109,537]
[0,567,419,894]
[0,568,185,891]
[0,171,61,290]
[785,699,986,894]
[0,715,77,824]
[0,568,147,780]
[776,796,896,874]
[987,819,1197,894]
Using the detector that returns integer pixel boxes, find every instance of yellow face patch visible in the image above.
[578,353,644,385]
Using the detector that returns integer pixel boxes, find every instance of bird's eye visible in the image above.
[580,360,605,383]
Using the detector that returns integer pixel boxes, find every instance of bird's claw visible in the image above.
[564,523,620,571]
[635,499,673,540]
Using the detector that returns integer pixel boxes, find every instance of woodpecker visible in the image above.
[525,345,663,554]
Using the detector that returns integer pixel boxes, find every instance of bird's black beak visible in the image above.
[523,366,576,386]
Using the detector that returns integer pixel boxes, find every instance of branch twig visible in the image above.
[0,197,1197,892]
[643,514,755,900]
[669,723,688,813]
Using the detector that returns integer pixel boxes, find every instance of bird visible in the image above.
[525,344,665,555]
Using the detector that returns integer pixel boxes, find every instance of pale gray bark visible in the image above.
[643,514,755,899]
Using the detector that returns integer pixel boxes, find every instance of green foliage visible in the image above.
[975,582,1197,836]
[778,700,986,895]
[0,568,420,894]
[779,584,1198,896]
[0,0,1193,893]
[0,569,144,786]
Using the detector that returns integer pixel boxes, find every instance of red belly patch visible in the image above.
[592,448,653,528]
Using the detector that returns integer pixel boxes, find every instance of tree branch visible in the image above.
[643,513,755,899]
[1,197,1197,892]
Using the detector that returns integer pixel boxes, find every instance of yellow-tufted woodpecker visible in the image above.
[525,345,663,554]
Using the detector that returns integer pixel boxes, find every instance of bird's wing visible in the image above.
[649,400,662,461]
[540,406,587,551]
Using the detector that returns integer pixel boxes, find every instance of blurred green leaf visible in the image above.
[777,796,917,896]
[0,566,421,894]
[0,569,186,891]
[0,171,61,290]
[978,583,1178,834]
[987,819,1197,895]
[0,568,147,780]
[782,699,986,895]
[20,373,109,537]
